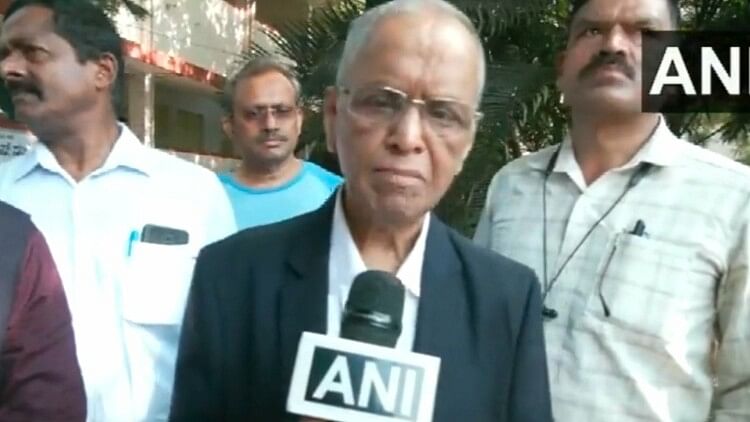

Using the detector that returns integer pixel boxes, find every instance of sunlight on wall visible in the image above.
[113,0,259,77]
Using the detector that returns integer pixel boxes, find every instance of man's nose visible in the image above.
[0,50,27,82]
[387,105,426,155]
[260,109,279,130]
[600,25,629,55]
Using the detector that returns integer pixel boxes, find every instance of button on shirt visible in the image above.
[474,118,750,421]
[327,189,429,350]
[0,126,237,422]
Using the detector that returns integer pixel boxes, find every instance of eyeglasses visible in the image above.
[240,104,298,121]
[339,85,482,139]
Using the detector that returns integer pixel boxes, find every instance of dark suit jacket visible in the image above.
[169,197,552,421]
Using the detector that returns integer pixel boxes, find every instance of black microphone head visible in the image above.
[341,270,405,347]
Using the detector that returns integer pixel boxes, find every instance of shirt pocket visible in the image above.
[121,241,197,326]
[586,233,715,341]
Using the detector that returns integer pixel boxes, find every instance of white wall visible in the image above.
[153,78,228,154]
[114,0,255,78]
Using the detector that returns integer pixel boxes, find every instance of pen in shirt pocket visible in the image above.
[127,229,139,257]
[630,219,647,237]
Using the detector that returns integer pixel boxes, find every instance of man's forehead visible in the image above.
[368,12,471,50]
[235,73,296,104]
[571,0,671,27]
[349,14,480,96]
[1,5,56,42]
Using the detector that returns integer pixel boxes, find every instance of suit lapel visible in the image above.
[413,218,475,358]
[279,196,336,385]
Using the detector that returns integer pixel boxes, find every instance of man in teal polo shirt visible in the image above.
[219,58,342,229]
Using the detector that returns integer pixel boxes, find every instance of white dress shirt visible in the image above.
[327,189,429,350]
[0,125,236,422]
[475,117,750,421]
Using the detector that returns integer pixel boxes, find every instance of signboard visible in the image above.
[0,115,34,162]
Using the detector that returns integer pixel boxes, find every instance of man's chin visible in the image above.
[10,108,42,127]
[375,194,431,226]
[576,93,641,115]
[253,150,293,165]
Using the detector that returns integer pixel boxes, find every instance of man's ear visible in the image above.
[221,115,233,140]
[555,52,570,106]
[555,52,566,89]
[295,106,304,137]
[94,52,118,93]
[455,142,474,175]
[323,86,338,154]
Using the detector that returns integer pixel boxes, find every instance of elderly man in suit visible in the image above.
[169,0,552,421]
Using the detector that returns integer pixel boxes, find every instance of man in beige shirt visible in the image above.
[475,0,750,420]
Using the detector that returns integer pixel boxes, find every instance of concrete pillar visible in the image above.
[127,72,155,147]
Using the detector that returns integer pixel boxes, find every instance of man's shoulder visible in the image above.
[453,230,534,275]
[0,200,30,227]
[480,146,555,205]
[678,139,750,183]
[443,223,537,289]
[141,148,219,182]
[136,148,229,203]
[303,161,343,189]
[485,146,555,194]
[0,150,35,182]
[200,208,318,263]
[497,145,557,177]
[0,200,35,260]
[440,225,539,320]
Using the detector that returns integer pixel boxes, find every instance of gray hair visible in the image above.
[221,57,302,114]
[336,0,486,104]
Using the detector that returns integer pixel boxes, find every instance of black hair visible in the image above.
[4,0,125,114]
[569,0,681,29]
[221,57,301,115]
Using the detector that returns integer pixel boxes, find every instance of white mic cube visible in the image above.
[287,332,441,422]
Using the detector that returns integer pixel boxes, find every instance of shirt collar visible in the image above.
[11,124,155,182]
[526,115,682,175]
[330,188,429,308]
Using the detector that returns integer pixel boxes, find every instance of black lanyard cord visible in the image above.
[541,147,653,317]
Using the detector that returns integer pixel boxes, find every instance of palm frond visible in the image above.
[120,0,149,18]
[90,0,149,19]
[235,0,750,235]
[456,0,556,37]
[244,0,362,82]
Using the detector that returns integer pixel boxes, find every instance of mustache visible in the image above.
[255,132,288,143]
[578,53,635,80]
[6,80,42,99]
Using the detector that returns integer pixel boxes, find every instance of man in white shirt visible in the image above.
[169,0,552,420]
[0,1,235,421]
[474,0,750,420]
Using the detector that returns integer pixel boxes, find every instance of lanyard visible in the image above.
[540,145,653,319]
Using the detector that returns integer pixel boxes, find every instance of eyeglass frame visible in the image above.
[336,85,483,138]
[234,103,301,121]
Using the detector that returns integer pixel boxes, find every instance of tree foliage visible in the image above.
[253,0,748,235]
[90,0,149,18]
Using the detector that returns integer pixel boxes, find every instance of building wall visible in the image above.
[114,0,254,79]
[0,0,273,172]
[152,78,230,156]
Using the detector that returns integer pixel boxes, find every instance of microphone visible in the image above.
[341,270,404,347]
[286,271,441,422]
